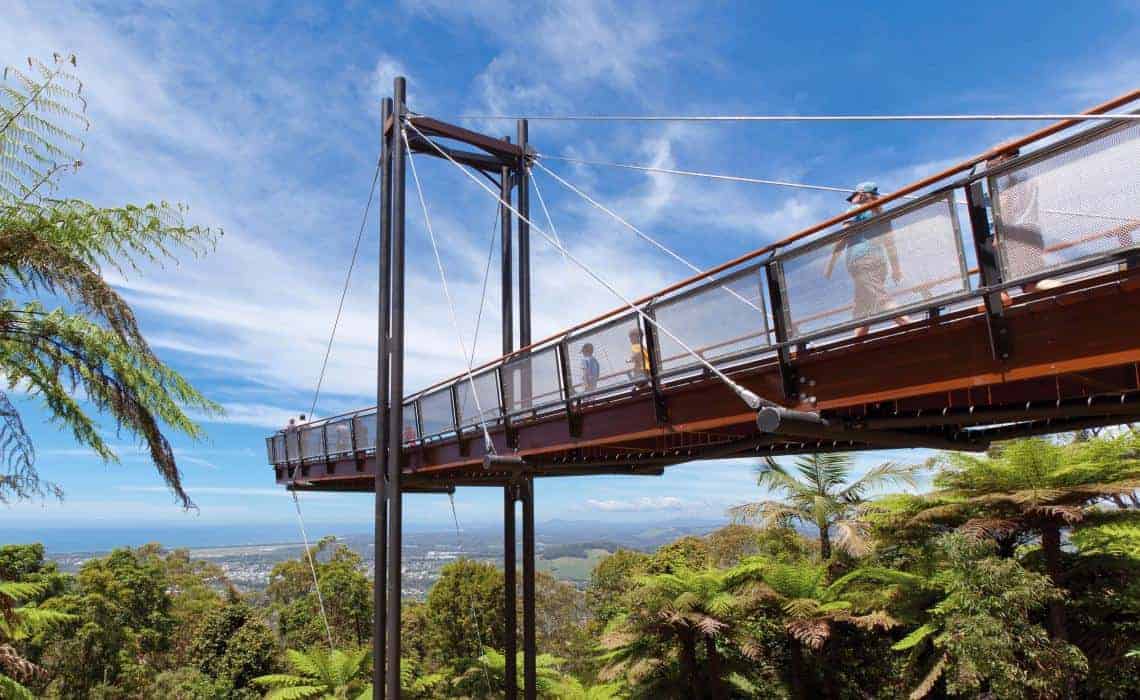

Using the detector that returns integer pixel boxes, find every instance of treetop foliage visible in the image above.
[0,54,221,507]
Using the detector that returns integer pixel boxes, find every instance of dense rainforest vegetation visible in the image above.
[3,432,1140,699]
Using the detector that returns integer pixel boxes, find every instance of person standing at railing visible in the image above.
[986,149,1059,301]
[580,342,601,392]
[824,182,911,337]
[627,328,651,385]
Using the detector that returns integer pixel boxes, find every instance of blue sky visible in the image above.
[2,0,1139,542]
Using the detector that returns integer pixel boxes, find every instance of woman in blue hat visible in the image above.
[824,182,910,337]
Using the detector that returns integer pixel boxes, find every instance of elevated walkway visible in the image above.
[269,105,1140,493]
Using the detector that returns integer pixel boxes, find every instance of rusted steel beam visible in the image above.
[406,132,508,171]
[408,115,525,162]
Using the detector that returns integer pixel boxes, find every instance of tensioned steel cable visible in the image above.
[448,492,495,695]
[289,153,382,655]
[457,112,1140,123]
[468,208,501,365]
[289,489,336,650]
[531,160,768,317]
[404,119,766,412]
[404,130,496,453]
[528,170,569,266]
[308,156,383,419]
[539,154,853,195]
[545,155,1140,224]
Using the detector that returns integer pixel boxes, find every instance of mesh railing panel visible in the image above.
[456,369,502,428]
[265,437,275,463]
[353,411,376,451]
[990,121,1140,284]
[502,347,563,416]
[419,388,455,437]
[326,419,353,454]
[565,313,646,396]
[272,434,286,463]
[652,266,769,376]
[300,426,323,460]
[402,402,419,443]
[779,193,967,339]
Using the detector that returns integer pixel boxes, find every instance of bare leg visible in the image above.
[853,326,869,338]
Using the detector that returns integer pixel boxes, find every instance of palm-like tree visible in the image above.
[252,647,370,700]
[600,569,749,700]
[1,54,220,506]
[911,434,1140,639]
[452,648,566,698]
[728,453,921,559]
[725,558,900,699]
[1,579,75,699]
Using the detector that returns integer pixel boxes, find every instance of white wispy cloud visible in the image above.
[585,496,688,512]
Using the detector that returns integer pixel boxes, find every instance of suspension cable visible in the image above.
[403,130,497,453]
[539,154,1140,224]
[287,481,336,651]
[447,492,495,695]
[457,112,1140,123]
[469,207,500,365]
[404,119,766,412]
[528,170,568,266]
[308,156,382,419]
[540,154,853,194]
[288,155,379,652]
[531,160,767,317]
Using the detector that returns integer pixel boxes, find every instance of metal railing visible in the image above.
[267,113,1140,468]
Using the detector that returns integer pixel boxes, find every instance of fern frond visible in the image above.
[892,623,937,651]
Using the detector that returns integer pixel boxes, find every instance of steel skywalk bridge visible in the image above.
[270,94,1140,490]
[269,81,1140,699]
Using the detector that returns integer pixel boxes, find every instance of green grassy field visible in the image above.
[536,547,612,584]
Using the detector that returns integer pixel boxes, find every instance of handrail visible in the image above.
[272,89,1140,440]
[402,88,1140,398]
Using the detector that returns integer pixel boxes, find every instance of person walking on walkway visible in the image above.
[824,182,911,337]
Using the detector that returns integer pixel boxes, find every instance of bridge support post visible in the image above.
[373,96,393,700]
[384,76,408,700]
[965,179,1012,361]
[765,259,800,399]
[502,124,523,699]
[516,117,538,700]
[521,475,537,699]
[518,119,532,356]
[504,484,518,699]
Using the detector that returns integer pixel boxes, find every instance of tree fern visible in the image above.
[253,647,370,699]
[0,575,76,693]
[0,54,221,507]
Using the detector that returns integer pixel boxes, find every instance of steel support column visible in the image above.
[516,118,538,700]
[504,486,518,699]
[517,120,531,350]
[384,76,407,700]
[521,476,537,699]
[502,131,519,700]
[373,96,393,700]
[501,137,514,356]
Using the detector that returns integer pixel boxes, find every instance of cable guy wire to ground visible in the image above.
[404,129,496,453]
